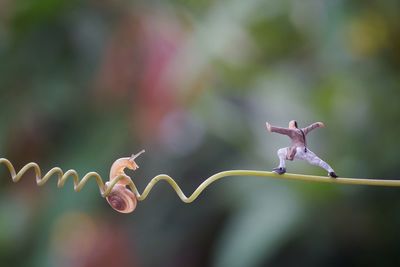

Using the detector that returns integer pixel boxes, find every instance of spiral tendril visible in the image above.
[1,157,400,209]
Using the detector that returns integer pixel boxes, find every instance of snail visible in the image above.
[105,150,145,213]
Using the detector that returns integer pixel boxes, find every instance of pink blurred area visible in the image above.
[94,10,191,144]
[50,212,138,267]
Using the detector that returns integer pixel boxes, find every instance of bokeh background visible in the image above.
[1,0,400,266]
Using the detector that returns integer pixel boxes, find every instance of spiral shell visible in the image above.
[105,183,137,213]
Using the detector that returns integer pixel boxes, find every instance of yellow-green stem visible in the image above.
[1,158,399,204]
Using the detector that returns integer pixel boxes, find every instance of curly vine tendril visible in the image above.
[1,158,400,205]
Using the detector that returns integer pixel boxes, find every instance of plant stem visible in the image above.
[2,158,399,205]
[134,170,400,203]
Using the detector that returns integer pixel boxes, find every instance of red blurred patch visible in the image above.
[94,11,186,143]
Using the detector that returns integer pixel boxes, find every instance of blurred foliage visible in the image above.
[1,0,400,266]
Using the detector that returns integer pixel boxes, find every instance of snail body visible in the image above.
[105,150,145,213]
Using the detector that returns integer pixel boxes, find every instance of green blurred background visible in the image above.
[1,0,400,266]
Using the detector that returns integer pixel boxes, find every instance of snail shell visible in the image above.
[105,183,137,213]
